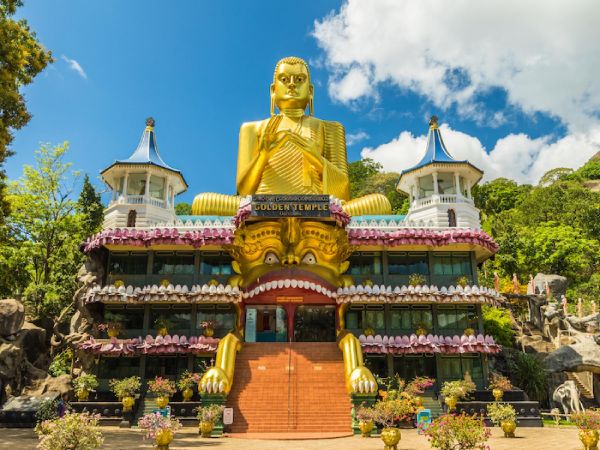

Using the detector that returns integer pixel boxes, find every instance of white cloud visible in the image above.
[61,55,87,79]
[313,0,600,132]
[361,124,600,184]
[346,131,369,146]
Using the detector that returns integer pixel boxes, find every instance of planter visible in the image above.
[157,327,168,337]
[182,387,194,402]
[414,396,424,410]
[76,389,89,402]
[203,328,214,338]
[501,420,516,438]
[107,328,120,338]
[444,396,458,411]
[358,420,374,437]
[416,327,427,336]
[121,396,135,412]
[493,388,503,402]
[199,421,214,438]
[381,427,401,450]
[156,396,169,409]
[364,327,375,336]
[155,428,173,450]
[579,429,599,450]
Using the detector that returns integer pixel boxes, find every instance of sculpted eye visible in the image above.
[280,76,288,83]
[264,252,280,265]
[302,252,316,265]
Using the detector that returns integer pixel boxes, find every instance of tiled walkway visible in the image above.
[0,426,582,450]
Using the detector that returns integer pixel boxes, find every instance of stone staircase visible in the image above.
[226,342,353,433]
[566,372,594,400]
[421,391,444,418]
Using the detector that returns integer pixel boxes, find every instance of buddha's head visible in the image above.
[228,218,352,290]
[271,56,314,115]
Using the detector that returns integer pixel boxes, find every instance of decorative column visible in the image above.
[144,173,151,200]
[466,181,472,200]
[432,172,439,195]
[164,182,170,207]
[122,173,129,202]
[454,172,461,197]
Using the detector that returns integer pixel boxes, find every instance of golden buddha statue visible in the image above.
[192,56,391,216]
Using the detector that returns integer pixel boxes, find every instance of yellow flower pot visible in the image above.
[121,396,135,412]
[182,387,194,402]
[501,420,517,438]
[358,420,374,437]
[381,427,401,450]
[493,388,503,402]
[445,395,458,411]
[157,327,168,337]
[75,389,89,401]
[155,428,173,450]
[156,396,169,409]
[579,429,599,450]
[203,327,214,338]
[107,327,120,338]
[199,421,214,438]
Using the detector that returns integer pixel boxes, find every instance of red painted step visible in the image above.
[226,342,353,433]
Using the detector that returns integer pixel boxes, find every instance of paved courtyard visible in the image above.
[0,426,583,450]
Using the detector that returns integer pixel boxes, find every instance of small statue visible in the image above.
[545,281,551,298]
[592,301,597,315]
[192,56,391,216]
[577,298,583,318]
[561,295,568,315]
[528,274,534,294]
[493,272,500,292]
[463,370,473,384]
[512,273,519,294]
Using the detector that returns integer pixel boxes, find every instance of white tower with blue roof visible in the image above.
[100,118,188,229]
[396,116,483,229]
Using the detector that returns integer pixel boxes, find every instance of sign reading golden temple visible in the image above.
[251,194,330,218]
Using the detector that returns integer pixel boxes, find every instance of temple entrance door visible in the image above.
[293,305,336,342]
[244,305,288,342]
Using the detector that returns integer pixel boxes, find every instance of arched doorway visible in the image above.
[447,208,457,227]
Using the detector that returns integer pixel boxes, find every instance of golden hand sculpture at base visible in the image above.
[192,57,391,217]
[338,330,377,394]
[199,332,242,394]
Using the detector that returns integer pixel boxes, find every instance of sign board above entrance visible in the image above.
[251,195,330,218]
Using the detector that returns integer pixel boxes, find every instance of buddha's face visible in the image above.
[228,218,352,290]
[271,63,313,110]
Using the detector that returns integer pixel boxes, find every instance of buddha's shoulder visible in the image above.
[239,118,270,134]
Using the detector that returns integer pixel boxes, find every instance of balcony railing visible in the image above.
[412,194,474,209]
[109,195,166,208]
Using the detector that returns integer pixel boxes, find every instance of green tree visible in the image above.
[175,202,192,215]
[5,142,85,317]
[482,305,515,347]
[472,178,531,216]
[0,0,53,223]
[77,174,103,237]
[348,158,382,199]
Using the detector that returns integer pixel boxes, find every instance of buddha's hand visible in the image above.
[348,366,378,394]
[259,116,288,155]
[199,366,229,394]
[285,132,324,172]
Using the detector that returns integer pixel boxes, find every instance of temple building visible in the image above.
[77,57,504,434]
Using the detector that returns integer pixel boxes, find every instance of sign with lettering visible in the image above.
[251,195,330,218]
[276,296,303,303]
[245,308,257,343]
[417,409,432,433]
[223,407,234,425]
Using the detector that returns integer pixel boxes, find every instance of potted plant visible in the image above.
[420,412,491,450]
[408,273,426,287]
[363,324,375,336]
[200,320,217,337]
[98,312,126,338]
[415,323,428,336]
[464,327,475,336]
[154,315,173,337]
[405,376,435,409]
[571,409,600,450]
[109,376,141,412]
[138,412,182,450]
[456,275,471,288]
[148,376,177,409]
[196,404,225,437]
[487,402,517,437]
[35,412,104,450]
[440,380,476,411]
[177,371,200,402]
[489,374,512,401]
[372,398,414,450]
[355,404,376,437]
[72,374,98,401]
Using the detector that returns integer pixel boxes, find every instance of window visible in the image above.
[348,252,382,276]
[365,305,385,329]
[197,305,236,337]
[390,305,432,331]
[388,252,429,275]
[200,252,232,276]
[108,252,148,275]
[98,357,140,380]
[104,306,144,331]
[431,252,471,277]
[439,355,483,384]
[150,306,192,334]
[346,306,364,329]
[126,210,137,227]
[365,355,388,379]
[448,209,457,227]
[153,252,195,275]
[127,173,146,195]
[149,175,165,199]
[437,305,477,331]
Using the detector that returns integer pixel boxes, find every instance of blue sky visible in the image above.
[9,1,600,205]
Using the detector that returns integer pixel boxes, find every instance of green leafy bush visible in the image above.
[486,403,517,425]
[35,399,59,423]
[35,412,103,450]
[420,413,491,450]
[48,349,73,377]
[482,305,515,347]
[506,350,547,403]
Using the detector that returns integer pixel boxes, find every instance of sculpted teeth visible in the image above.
[245,278,334,298]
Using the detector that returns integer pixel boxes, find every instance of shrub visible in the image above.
[506,350,547,402]
[355,404,376,422]
[421,413,491,450]
[486,403,517,425]
[482,305,515,347]
[72,374,98,392]
[196,404,225,424]
[408,273,426,286]
[48,349,73,377]
[440,380,476,400]
[109,376,141,399]
[138,413,182,440]
[372,398,416,428]
[35,399,59,423]
[177,371,200,391]
[147,377,177,397]
[35,412,103,450]
[488,374,512,391]
[571,409,600,431]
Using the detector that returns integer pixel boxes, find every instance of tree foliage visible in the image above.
[348,158,408,214]
[0,0,53,223]
[482,305,515,347]
[175,202,192,215]
[77,174,104,237]
[2,143,87,317]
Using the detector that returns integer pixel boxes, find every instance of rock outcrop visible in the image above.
[544,338,600,374]
[533,273,568,298]
[0,299,25,338]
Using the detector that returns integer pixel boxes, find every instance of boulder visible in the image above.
[533,273,568,298]
[0,299,24,337]
[23,374,72,396]
[544,339,600,374]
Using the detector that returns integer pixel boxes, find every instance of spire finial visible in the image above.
[145,117,155,130]
[429,115,439,129]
